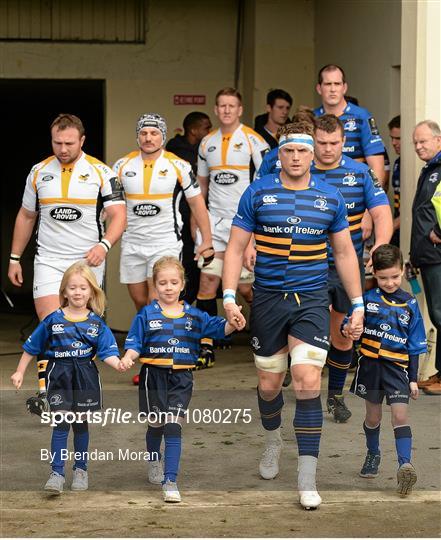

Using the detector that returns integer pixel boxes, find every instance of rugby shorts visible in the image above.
[139,364,193,419]
[33,255,104,298]
[350,355,410,405]
[120,241,182,283]
[328,258,365,313]
[250,287,330,357]
[45,357,102,412]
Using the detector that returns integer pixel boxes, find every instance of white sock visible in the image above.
[265,427,282,445]
[298,455,318,491]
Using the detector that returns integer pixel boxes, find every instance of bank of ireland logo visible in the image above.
[71,341,83,349]
[287,216,301,225]
[168,338,179,345]
[380,323,391,331]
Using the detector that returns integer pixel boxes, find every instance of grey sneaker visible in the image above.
[359,452,381,478]
[71,468,88,491]
[162,479,181,503]
[259,440,283,480]
[327,394,352,423]
[147,460,164,484]
[397,463,417,497]
[44,472,65,494]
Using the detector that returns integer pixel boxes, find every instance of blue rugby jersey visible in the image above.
[311,156,389,262]
[392,157,400,218]
[125,302,227,369]
[232,173,349,292]
[256,147,280,179]
[23,309,119,361]
[356,288,427,373]
[314,103,385,160]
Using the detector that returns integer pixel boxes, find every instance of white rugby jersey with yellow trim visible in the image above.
[113,150,200,245]
[22,152,124,258]
[197,124,269,219]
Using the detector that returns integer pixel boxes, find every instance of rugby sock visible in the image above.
[37,356,48,393]
[163,423,182,483]
[196,296,218,317]
[394,425,412,466]
[51,422,70,476]
[146,425,164,461]
[72,421,89,471]
[327,345,353,398]
[363,422,380,455]
[294,397,323,458]
[257,388,284,431]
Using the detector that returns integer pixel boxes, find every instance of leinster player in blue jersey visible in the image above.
[11,262,132,494]
[344,245,427,496]
[122,257,243,503]
[223,120,364,510]
[312,115,392,422]
[314,64,386,187]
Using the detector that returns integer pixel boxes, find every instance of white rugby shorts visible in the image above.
[120,241,182,283]
[33,255,105,298]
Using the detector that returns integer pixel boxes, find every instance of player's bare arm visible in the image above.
[85,203,126,267]
[186,194,213,259]
[8,207,38,287]
[366,154,387,189]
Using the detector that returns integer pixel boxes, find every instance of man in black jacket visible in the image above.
[166,112,212,304]
[410,120,441,394]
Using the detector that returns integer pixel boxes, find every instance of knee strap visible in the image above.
[254,353,288,373]
[290,343,327,368]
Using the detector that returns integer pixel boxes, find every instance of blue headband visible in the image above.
[279,133,314,152]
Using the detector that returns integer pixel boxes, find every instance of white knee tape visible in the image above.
[254,353,288,373]
[239,267,255,284]
[290,343,327,368]
[198,256,223,277]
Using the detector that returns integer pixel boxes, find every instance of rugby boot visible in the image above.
[327,394,352,423]
[359,452,381,478]
[195,343,215,370]
[397,463,417,496]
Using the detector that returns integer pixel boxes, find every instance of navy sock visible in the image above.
[257,388,284,431]
[363,422,380,455]
[196,297,218,316]
[146,425,164,461]
[163,423,182,483]
[51,422,70,476]
[394,425,412,466]
[294,397,323,458]
[327,345,353,398]
[72,421,89,471]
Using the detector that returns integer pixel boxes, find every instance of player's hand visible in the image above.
[11,371,23,390]
[341,323,350,338]
[429,230,441,244]
[85,243,107,267]
[409,382,419,400]
[8,262,23,287]
[361,212,373,241]
[224,302,246,331]
[195,244,215,267]
[348,310,364,339]
[243,244,257,272]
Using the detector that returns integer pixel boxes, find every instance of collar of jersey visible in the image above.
[312,157,345,171]
[61,309,90,322]
[379,294,407,308]
[280,176,313,191]
[161,310,185,319]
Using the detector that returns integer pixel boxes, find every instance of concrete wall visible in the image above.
[314,0,402,160]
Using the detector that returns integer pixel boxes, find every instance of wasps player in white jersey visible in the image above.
[8,113,126,396]
[195,88,269,367]
[114,114,212,311]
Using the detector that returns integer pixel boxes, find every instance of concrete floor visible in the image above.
[1,313,440,538]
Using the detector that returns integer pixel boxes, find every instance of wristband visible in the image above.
[223,289,236,306]
[351,296,364,312]
[10,253,21,264]
[100,239,112,252]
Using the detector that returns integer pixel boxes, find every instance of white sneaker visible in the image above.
[71,468,88,491]
[299,489,322,510]
[44,471,65,494]
[162,480,181,503]
[259,440,283,480]
[147,460,164,484]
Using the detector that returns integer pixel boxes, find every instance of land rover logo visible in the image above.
[125,171,136,177]
[213,172,239,184]
[50,207,82,221]
[42,175,54,182]
[287,216,301,225]
[133,204,160,216]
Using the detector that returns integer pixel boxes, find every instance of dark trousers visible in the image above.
[420,264,441,371]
